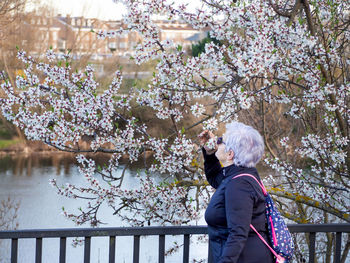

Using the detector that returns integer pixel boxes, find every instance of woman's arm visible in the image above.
[202,148,223,189]
[198,130,223,188]
[219,178,255,263]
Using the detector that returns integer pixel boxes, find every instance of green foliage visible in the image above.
[191,32,222,57]
[0,129,13,139]
[0,119,17,139]
[0,140,18,149]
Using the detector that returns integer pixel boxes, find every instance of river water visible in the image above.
[0,152,208,263]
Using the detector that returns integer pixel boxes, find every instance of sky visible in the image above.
[26,0,127,20]
[27,0,202,20]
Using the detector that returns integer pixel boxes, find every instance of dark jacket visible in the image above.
[203,149,274,263]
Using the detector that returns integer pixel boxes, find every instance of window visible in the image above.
[52,31,58,41]
[119,42,127,49]
[108,42,117,49]
[58,40,66,51]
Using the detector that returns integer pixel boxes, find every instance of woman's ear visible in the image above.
[227,150,234,161]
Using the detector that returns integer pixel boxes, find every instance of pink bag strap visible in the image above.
[250,224,285,263]
[232,173,268,196]
[233,174,285,263]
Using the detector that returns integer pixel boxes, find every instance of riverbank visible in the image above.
[0,139,157,172]
[0,139,57,156]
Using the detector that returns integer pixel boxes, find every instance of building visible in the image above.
[15,14,207,60]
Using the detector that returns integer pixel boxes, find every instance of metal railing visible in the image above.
[0,224,349,263]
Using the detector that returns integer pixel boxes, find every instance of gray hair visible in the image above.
[224,122,264,168]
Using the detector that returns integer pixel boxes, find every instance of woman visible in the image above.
[198,122,274,263]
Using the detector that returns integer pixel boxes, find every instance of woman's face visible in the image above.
[215,142,227,163]
[215,134,233,165]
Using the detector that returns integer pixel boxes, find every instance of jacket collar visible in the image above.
[222,164,258,178]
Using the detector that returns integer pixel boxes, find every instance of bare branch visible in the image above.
[270,190,350,223]
[268,0,293,18]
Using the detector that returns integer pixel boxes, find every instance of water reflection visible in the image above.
[0,152,154,177]
[0,152,75,176]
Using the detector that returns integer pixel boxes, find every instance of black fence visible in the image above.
[0,224,349,263]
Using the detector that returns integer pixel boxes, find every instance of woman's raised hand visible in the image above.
[198,130,217,155]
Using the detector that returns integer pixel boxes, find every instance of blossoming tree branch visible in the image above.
[0,0,349,236]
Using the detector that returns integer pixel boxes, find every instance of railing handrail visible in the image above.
[0,223,349,239]
[287,223,350,232]
[0,225,208,239]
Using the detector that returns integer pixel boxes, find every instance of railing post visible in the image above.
[158,235,165,263]
[109,236,116,263]
[11,238,18,263]
[334,232,342,263]
[35,237,42,263]
[309,232,316,263]
[84,236,91,263]
[59,237,66,263]
[208,240,213,263]
[133,235,140,263]
[183,234,190,263]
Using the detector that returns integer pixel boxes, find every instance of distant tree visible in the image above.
[0,0,26,40]
[0,197,19,262]
[0,0,27,140]
[0,197,19,230]
[191,32,221,57]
